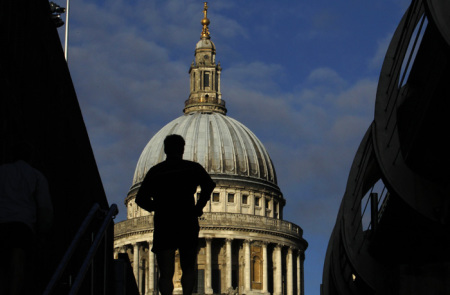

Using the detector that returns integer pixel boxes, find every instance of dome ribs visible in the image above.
[208,116,222,173]
[251,132,271,181]
[195,114,208,169]
[207,118,213,172]
[132,113,278,187]
[241,124,263,179]
[215,114,235,174]
[189,113,202,164]
[229,117,261,179]
[224,117,250,176]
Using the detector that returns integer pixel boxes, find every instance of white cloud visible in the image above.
[335,78,377,112]
[306,67,346,86]
[369,32,394,70]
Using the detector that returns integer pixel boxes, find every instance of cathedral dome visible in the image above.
[196,38,215,50]
[132,112,278,187]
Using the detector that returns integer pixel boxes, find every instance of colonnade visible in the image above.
[114,237,305,295]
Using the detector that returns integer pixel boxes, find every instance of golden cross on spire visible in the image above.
[203,2,208,18]
[201,2,211,39]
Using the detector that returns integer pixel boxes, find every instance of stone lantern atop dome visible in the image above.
[184,2,227,115]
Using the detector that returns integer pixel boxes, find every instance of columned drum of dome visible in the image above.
[114,3,307,295]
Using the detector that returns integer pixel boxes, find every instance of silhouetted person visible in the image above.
[0,143,53,295]
[135,134,215,295]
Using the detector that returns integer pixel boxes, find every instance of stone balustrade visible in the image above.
[114,212,302,239]
[184,96,226,107]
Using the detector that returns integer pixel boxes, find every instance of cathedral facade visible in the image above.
[113,3,308,295]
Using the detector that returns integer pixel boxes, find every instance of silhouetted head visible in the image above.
[164,134,185,159]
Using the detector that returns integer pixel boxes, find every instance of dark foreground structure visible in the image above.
[1,0,137,294]
[321,0,450,294]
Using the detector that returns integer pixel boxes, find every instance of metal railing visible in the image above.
[43,203,118,295]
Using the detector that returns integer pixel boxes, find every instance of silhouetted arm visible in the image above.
[194,164,216,216]
[135,170,155,212]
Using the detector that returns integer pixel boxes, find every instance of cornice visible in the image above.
[114,212,308,250]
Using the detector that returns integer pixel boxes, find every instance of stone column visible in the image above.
[262,242,269,294]
[262,196,266,217]
[144,253,148,295]
[133,243,140,286]
[148,241,155,295]
[269,197,274,218]
[205,238,213,294]
[236,193,242,213]
[139,245,144,293]
[244,239,251,292]
[297,251,301,295]
[300,251,305,295]
[275,245,282,295]
[226,238,233,290]
[287,247,293,295]
[223,192,227,212]
[252,196,256,215]
[217,69,221,98]
[200,70,204,89]
[195,70,200,92]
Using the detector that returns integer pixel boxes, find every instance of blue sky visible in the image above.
[57,1,410,294]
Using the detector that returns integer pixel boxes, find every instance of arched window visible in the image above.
[204,71,210,88]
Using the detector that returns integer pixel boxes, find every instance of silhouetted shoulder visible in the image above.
[150,159,202,171]
[182,159,205,168]
[181,160,212,176]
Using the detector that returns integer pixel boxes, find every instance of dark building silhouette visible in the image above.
[321,0,450,294]
[1,0,132,294]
